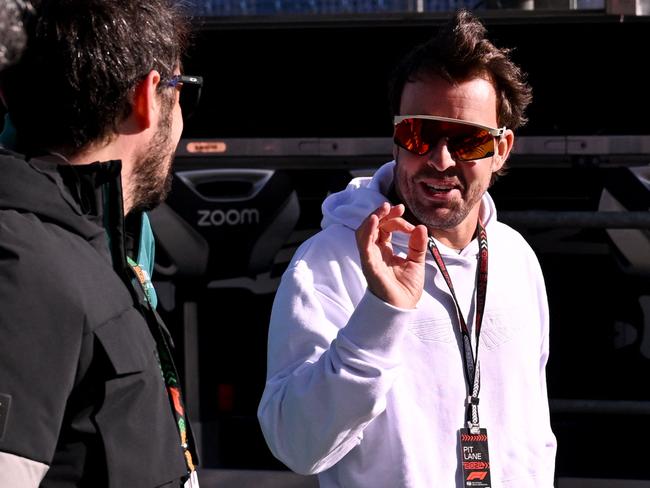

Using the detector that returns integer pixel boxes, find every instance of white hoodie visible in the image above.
[258,161,556,487]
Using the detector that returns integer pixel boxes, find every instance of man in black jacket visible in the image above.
[0,1,203,486]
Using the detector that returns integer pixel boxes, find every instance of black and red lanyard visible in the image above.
[427,221,488,433]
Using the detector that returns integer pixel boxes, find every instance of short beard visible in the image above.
[394,154,482,231]
[129,96,174,213]
[407,183,481,231]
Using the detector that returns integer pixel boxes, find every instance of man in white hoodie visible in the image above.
[258,9,556,488]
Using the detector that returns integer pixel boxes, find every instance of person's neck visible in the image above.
[428,217,479,251]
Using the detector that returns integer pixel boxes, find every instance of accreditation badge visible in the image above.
[459,428,491,487]
[183,469,200,488]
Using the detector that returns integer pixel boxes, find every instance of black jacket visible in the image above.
[0,149,194,487]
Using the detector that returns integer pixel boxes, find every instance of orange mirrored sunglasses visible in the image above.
[394,115,506,162]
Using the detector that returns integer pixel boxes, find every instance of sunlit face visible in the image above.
[393,74,510,234]
[130,71,184,212]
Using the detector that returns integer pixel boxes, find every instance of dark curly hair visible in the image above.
[1,0,189,155]
[388,9,532,130]
[0,1,34,71]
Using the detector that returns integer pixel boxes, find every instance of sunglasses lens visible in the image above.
[394,118,495,161]
[450,131,494,162]
[179,83,202,119]
[394,118,431,155]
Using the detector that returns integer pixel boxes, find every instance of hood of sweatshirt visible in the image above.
[320,160,498,260]
[0,149,112,247]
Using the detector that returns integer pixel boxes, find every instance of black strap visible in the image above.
[427,221,488,432]
[127,259,198,477]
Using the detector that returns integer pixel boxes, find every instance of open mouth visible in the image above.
[420,179,463,195]
[425,184,454,193]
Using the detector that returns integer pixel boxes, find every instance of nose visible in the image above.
[425,137,456,171]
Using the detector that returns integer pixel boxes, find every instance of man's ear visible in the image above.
[492,129,514,173]
[132,70,162,130]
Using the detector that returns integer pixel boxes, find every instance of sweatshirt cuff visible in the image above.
[338,290,415,359]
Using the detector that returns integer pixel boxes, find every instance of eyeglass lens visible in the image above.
[394,118,495,162]
[179,83,201,118]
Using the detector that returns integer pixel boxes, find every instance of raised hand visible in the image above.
[355,202,428,309]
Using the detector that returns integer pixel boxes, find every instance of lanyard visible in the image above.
[127,256,197,476]
[427,221,488,433]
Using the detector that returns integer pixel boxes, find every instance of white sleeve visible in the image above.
[257,262,414,475]
[0,451,48,488]
[535,258,558,483]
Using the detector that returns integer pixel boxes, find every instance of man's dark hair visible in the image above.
[0,1,34,71]
[1,0,189,155]
[388,9,532,130]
